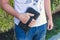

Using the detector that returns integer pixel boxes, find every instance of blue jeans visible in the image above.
[15,23,47,40]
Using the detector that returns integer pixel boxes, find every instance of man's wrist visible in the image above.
[17,13,21,20]
[48,18,53,22]
[15,12,21,20]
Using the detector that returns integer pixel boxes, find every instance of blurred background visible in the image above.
[0,0,60,40]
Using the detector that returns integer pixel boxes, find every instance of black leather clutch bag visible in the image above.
[18,7,40,32]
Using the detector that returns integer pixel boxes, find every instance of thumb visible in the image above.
[27,13,34,16]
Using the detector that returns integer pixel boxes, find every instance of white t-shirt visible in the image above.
[14,0,47,27]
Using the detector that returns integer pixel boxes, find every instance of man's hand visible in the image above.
[28,19,36,27]
[47,19,54,30]
[19,13,36,27]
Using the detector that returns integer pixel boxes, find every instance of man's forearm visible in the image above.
[1,3,20,19]
[44,0,52,21]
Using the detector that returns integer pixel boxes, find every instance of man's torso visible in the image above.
[14,0,47,27]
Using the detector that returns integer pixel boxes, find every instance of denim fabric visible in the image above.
[15,23,47,40]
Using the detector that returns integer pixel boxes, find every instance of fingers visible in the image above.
[28,19,36,27]
[47,23,53,30]
[26,13,34,16]
[47,20,54,30]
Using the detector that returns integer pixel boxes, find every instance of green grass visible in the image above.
[46,13,60,40]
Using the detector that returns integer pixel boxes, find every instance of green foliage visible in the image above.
[0,0,14,32]
[0,9,14,32]
[51,0,60,11]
